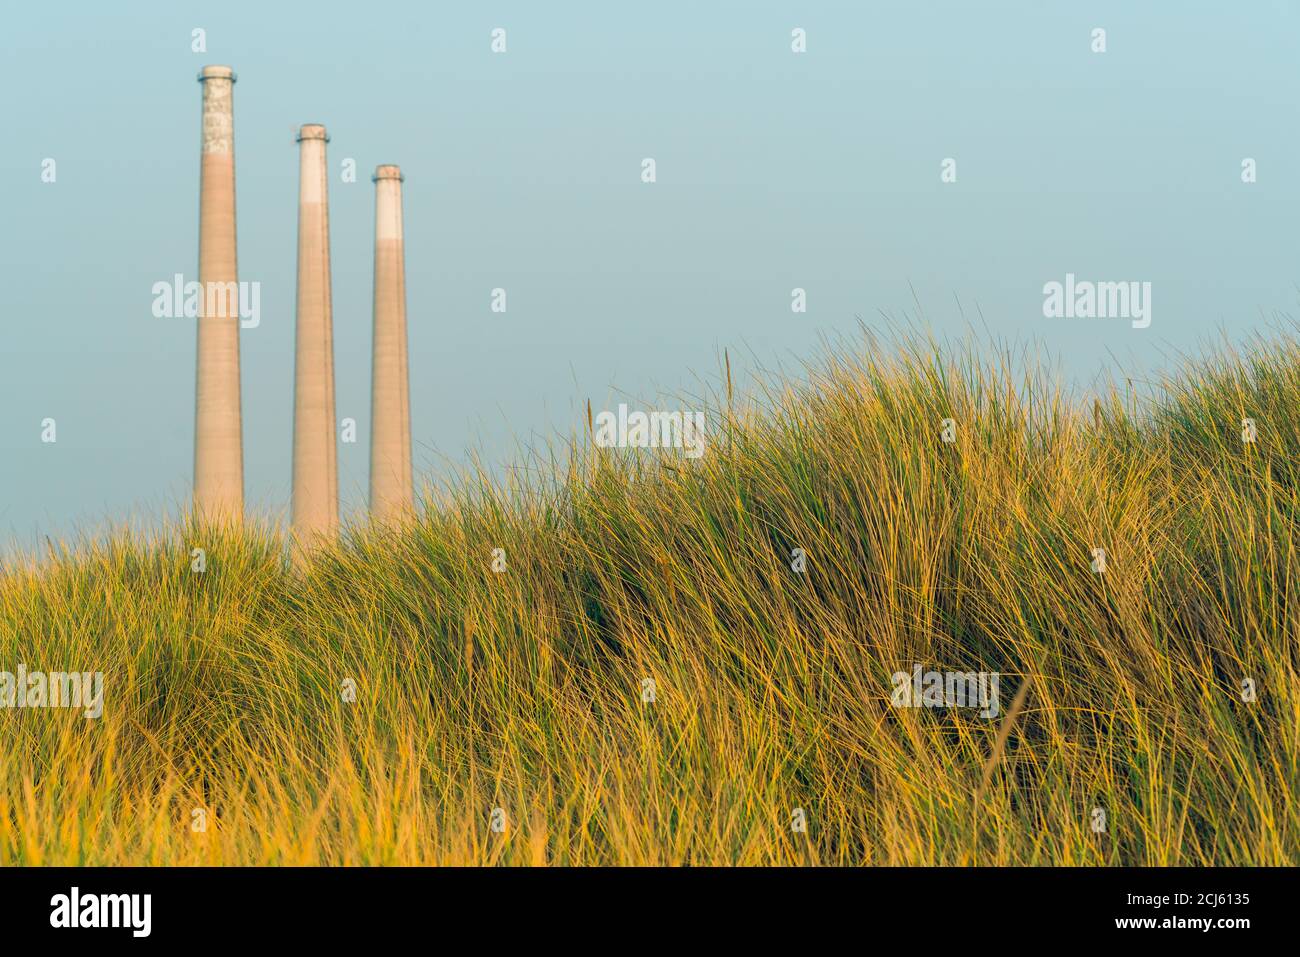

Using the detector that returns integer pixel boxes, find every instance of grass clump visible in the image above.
[1,330,1296,865]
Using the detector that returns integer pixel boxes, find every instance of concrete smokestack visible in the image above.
[290,124,339,546]
[193,65,244,522]
[369,165,413,523]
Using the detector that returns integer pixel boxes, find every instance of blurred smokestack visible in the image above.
[369,165,413,523]
[291,124,339,547]
[193,65,244,522]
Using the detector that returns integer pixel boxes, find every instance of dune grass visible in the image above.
[1,329,1297,865]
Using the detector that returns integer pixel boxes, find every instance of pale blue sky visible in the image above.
[1,1,1296,549]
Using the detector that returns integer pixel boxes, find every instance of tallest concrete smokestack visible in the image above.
[193,65,244,522]
[290,124,338,545]
[369,165,413,523]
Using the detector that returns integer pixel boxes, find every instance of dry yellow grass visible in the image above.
[1,330,1296,865]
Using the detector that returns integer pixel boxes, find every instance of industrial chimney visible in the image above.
[290,124,339,547]
[193,65,244,522]
[369,165,413,523]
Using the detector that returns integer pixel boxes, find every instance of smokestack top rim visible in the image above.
[372,164,404,182]
[197,64,237,82]
[296,123,330,142]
